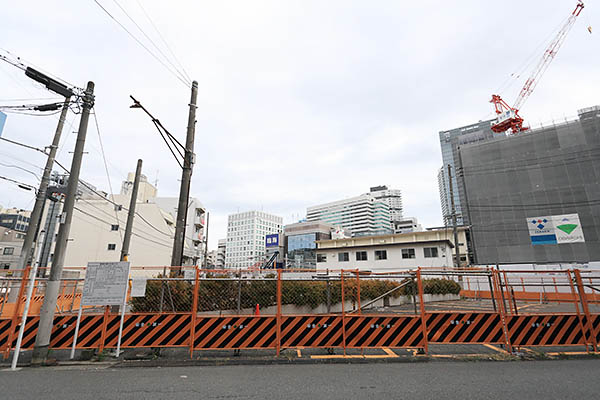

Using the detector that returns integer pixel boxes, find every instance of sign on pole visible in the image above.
[130,278,147,297]
[265,233,279,248]
[527,213,585,245]
[0,111,6,137]
[81,261,130,306]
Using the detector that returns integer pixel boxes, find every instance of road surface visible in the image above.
[1,359,598,399]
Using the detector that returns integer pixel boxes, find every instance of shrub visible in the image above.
[129,277,460,312]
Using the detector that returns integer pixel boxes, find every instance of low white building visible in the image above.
[315,228,469,272]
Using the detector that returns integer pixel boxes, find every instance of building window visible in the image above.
[3,247,14,256]
[107,244,116,251]
[356,251,368,261]
[338,252,349,262]
[402,248,415,259]
[111,224,119,231]
[424,247,439,258]
[2,263,10,269]
[317,254,327,263]
[375,250,387,260]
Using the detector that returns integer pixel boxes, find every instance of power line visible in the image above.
[91,109,122,242]
[134,0,191,83]
[110,0,191,84]
[73,204,173,249]
[0,162,40,180]
[90,0,190,87]
[0,174,37,191]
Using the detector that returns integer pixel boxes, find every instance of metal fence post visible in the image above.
[276,269,282,356]
[355,269,361,315]
[416,268,428,354]
[341,270,346,355]
[573,269,598,352]
[566,270,589,351]
[4,267,30,359]
[190,267,199,359]
[491,269,512,353]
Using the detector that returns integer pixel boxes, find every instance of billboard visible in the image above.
[527,214,585,245]
[265,233,279,248]
[0,111,6,137]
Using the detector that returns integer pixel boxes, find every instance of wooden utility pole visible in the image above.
[171,81,198,267]
[447,164,460,268]
[32,82,94,365]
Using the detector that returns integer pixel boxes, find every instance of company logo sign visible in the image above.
[265,233,279,248]
[526,213,585,246]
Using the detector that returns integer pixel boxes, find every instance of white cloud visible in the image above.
[1,0,598,251]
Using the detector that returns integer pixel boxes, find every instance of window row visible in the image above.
[316,247,440,262]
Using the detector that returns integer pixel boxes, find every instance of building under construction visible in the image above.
[458,105,600,265]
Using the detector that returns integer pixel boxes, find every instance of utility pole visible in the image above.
[32,82,94,365]
[17,98,72,271]
[120,159,143,262]
[170,81,198,267]
[203,212,210,268]
[447,164,460,268]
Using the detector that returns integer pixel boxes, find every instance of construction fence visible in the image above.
[1,266,599,358]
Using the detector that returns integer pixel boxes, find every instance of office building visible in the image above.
[458,105,600,264]
[394,217,423,234]
[306,194,393,237]
[367,186,403,222]
[225,211,283,268]
[315,228,468,273]
[0,226,26,270]
[284,221,333,269]
[216,239,226,268]
[438,119,498,225]
[0,208,31,233]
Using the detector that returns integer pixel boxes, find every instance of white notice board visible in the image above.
[81,261,131,306]
[130,278,147,297]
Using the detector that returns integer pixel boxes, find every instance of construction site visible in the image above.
[0,4,598,398]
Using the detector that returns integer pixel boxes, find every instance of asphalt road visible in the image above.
[2,360,599,399]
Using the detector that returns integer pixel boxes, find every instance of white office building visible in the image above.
[306,194,393,237]
[225,211,283,268]
[367,185,403,222]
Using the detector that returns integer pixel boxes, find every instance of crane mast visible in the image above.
[490,1,584,134]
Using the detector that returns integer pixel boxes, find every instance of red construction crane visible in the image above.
[490,1,585,134]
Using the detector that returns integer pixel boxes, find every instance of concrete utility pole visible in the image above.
[120,159,143,262]
[170,81,198,267]
[447,164,460,268]
[17,98,71,271]
[32,82,95,365]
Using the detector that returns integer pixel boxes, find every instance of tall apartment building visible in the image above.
[306,194,393,237]
[368,186,403,222]
[438,119,497,225]
[225,211,283,268]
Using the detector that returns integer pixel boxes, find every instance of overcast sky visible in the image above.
[1,0,598,250]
